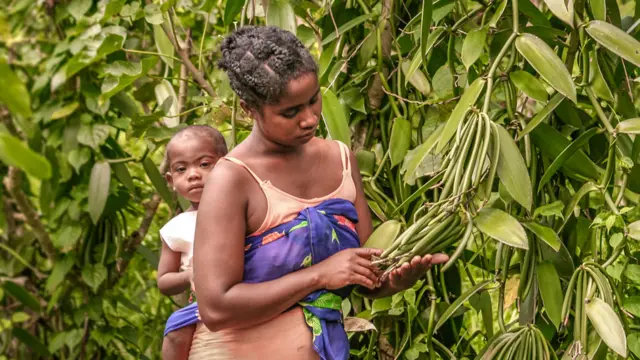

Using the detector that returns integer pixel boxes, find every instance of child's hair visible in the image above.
[217,26,318,111]
[161,125,228,173]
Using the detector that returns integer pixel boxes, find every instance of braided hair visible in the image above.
[218,26,318,110]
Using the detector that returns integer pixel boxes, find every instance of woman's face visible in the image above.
[253,73,322,147]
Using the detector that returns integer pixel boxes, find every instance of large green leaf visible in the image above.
[12,328,49,356]
[81,264,108,293]
[100,56,159,102]
[0,57,31,118]
[364,220,402,250]
[522,222,560,251]
[530,123,602,180]
[586,297,627,357]
[496,125,533,210]
[389,118,412,167]
[461,27,488,69]
[628,220,640,240]
[543,0,574,26]
[401,60,431,95]
[153,24,174,68]
[321,87,351,146]
[436,78,485,153]
[615,118,640,134]
[537,261,563,329]
[420,0,432,58]
[509,71,548,102]
[322,14,372,45]
[475,208,529,249]
[0,133,51,179]
[405,27,446,83]
[3,281,40,312]
[585,21,640,67]
[516,33,577,103]
[88,162,111,224]
[224,0,245,26]
[401,124,444,185]
[434,280,493,330]
[519,93,564,138]
[267,0,297,35]
[142,157,173,205]
[45,255,75,293]
[537,128,602,191]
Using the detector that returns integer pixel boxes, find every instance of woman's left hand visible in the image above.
[381,253,449,293]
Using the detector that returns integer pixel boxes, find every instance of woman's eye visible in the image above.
[310,96,318,104]
[282,109,298,118]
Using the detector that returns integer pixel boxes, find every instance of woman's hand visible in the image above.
[384,253,449,293]
[313,248,383,290]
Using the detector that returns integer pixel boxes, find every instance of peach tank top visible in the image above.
[188,141,357,360]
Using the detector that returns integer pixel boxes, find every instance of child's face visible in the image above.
[165,136,220,203]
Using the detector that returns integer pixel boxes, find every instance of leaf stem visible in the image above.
[122,49,182,63]
[105,157,136,164]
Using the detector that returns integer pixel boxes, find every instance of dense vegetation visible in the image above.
[1,0,640,358]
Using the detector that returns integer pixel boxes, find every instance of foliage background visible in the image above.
[1,0,640,359]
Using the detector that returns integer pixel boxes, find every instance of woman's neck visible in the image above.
[246,128,306,156]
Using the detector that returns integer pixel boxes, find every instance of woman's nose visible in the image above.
[300,107,319,129]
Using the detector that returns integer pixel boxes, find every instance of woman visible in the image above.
[192,26,449,360]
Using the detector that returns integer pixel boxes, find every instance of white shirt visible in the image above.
[159,211,197,271]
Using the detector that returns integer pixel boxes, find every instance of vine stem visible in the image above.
[425,271,437,360]
[122,48,182,63]
[585,86,615,134]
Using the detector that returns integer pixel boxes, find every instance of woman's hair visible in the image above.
[217,26,318,110]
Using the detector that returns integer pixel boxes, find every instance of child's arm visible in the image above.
[157,242,192,296]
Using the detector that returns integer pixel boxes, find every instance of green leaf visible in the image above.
[625,264,640,283]
[81,264,107,293]
[537,261,563,329]
[433,0,455,23]
[12,328,49,356]
[609,232,624,248]
[53,225,83,251]
[340,88,366,114]
[112,162,135,192]
[434,280,493,330]
[585,297,627,357]
[401,60,431,95]
[537,128,601,191]
[432,65,454,99]
[389,118,412,167]
[321,87,351,146]
[436,78,486,153]
[533,200,565,219]
[475,208,529,249]
[405,28,446,84]
[585,21,640,67]
[45,255,75,293]
[420,0,432,58]
[590,51,614,102]
[496,125,533,210]
[155,80,179,127]
[402,124,444,185]
[509,71,548,102]
[51,102,80,120]
[102,0,126,22]
[522,222,561,251]
[67,147,91,173]
[516,33,577,103]
[543,0,574,27]
[372,296,393,314]
[100,56,158,102]
[489,0,507,27]
[67,0,91,19]
[558,182,599,232]
[461,27,487,69]
[0,57,31,118]
[519,93,564,138]
[77,124,110,149]
[530,123,602,181]
[322,14,372,46]
[364,220,402,250]
[623,297,640,317]
[267,0,297,35]
[3,281,40,312]
[88,162,111,224]
[615,118,640,134]
[144,3,164,24]
[11,312,30,323]
[153,25,174,68]
[142,157,173,205]
[518,0,552,26]
[589,0,606,20]
[224,0,245,26]
[628,220,640,240]
[0,133,51,179]
[629,333,640,358]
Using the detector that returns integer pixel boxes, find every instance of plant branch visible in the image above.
[161,24,215,97]
[116,194,161,276]
[3,167,55,260]
[178,29,192,121]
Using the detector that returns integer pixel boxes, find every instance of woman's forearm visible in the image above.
[199,266,323,331]
[158,271,191,296]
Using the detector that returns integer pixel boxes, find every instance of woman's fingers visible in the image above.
[352,264,379,285]
[430,253,449,264]
[355,257,382,276]
[351,273,377,290]
[354,247,383,259]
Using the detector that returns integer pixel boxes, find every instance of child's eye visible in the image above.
[176,167,186,173]
[200,162,211,168]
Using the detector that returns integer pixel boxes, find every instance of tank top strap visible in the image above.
[222,157,266,185]
[336,140,351,173]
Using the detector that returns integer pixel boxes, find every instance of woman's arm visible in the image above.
[347,151,450,298]
[157,242,191,296]
[193,162,380,332]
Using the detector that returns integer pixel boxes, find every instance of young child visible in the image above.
[157,125,228,360]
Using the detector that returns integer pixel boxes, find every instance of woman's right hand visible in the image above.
[313,248,383,290]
